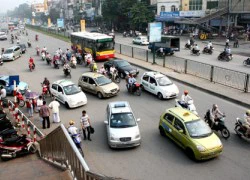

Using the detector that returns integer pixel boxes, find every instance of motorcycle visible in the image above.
[70,61,76,69]
[36,49,40,56]
[76,54,83,65]
[156,50,165,58]
[175,99,198,116]
[41,53,45,61]
[218,52,233,61]
[71,134,84,157]
[46,56,52,65]
[190,49,200,56]
[27,42,31,48]
[16,92,25,107]
[127,82,142,96]
[0,59,3,66]
[0,134,37,161]
[243,58,250,66]
[204,110,230,139]
[29,63,35,72]
[234,118,250,140]
[0,128,18,141]
[108,70,120,83]
[53,60,60,69]
[202,47,214,54]
[185,43,192,50]
[41,83,50,99]
[64,68,71,78]
[123,31,129,37]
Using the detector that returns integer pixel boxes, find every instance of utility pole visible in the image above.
[227,0,230,34]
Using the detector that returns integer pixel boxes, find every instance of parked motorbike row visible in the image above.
[0,109,37,161]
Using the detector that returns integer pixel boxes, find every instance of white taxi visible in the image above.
[141,72,179,99]
[51,79,87,108]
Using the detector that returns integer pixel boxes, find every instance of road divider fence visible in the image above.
[115,43,250,93]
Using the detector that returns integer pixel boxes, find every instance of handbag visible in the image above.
[89,126,95,134]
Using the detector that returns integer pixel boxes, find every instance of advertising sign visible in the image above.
[179,11,205,17]
[148,22,162,43]
[160,11,179,17]
[80,20,85,32]
[48,18,51,27]
[57,18,64,28]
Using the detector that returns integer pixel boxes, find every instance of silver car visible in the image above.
[104,101,141,148]
[2,46,22,61]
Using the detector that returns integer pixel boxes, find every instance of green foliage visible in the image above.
[7,3,32,19]
[49,8,60,24]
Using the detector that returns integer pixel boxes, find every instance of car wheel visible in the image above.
[97,92,103,99]
[157,92,163,100]
[12,56,15,61]
[159,126,165,137]
[65,102,70,109]
[119,72,125,79]
[186,148,195,160]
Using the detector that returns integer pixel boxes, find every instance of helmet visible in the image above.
[184,90,188,95]
[246,110,250,115]
[69,120,75,125]
[213,104,218,109]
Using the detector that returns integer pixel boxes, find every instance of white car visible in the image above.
[0,32,7,40]
[104,101,141,148]
[51,79,87,108]
[141,72,179,99]
[133,36,149,45]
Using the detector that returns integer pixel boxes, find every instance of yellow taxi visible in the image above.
[159,107,223,160]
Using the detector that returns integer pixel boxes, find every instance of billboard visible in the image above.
[80,20,85,32]
[148,22,162,43]
[160,12,179,17]
[57,18,64,28]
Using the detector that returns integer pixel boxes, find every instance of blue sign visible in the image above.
[160,11,179,17]
[9,75,19,86]
[57,18,64,28]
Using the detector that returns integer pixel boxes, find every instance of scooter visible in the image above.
[0,59,3,66]
[29,63,35,72]
[204,110,230,139]
[0,128,18,141]
[185,43,192,50]
[0,134,37,161]
[64,68,71,78]
[127,82,142,96]
[76,54,83,65]
[202,47,214,54]
[70,134,84,157]
[190,49,200,56]
[234,118,250,140]
[41,53,45,61]
[70,61,76,69]
[243,58,250,66]
[108,70,120,83]
[16,92,25,107]
[53,60,60,69]
[27,42,31,48]
[41,83,50,99]
[36,49,40,56]
[175,99,198,116]
[46,56,52,65]
[218,52,233,61]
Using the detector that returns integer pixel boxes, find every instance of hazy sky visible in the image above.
[0,0,43,13]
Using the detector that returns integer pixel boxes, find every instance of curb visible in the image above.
[128,61,250,109]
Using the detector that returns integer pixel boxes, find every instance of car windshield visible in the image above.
[110,113,136,128]
[96,42,114,51]
[63,84,81,95]
[156,76,173,86]
[141,37,147,41]
[185,119,212,138]
[116,60,130,67]
[95,76,112,86]
[4,49,13,54]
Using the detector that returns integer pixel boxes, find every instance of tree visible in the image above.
[49,7,60,24]
[7,3,32,19]
[129,2,154,31]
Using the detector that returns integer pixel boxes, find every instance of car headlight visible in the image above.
[135,133,140,139]
[103,89,110,93]
[196,145,206,152]
[110,134,117,140]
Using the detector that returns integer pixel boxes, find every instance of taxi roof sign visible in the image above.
[183,112,190,116]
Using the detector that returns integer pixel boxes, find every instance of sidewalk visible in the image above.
[115,53,250,108]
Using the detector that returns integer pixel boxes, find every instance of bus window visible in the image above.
[96,41,114,51]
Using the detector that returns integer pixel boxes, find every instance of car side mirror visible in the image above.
[104,120,108,125]
[137,118,141,122]
[179,129,184,134]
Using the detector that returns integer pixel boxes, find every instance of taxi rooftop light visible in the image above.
[183,112,190,116]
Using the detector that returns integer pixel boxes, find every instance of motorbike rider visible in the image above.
[36,46,40,55]
[243,110,250,137]
[27,39,31,47]
[206,41,213,50]
[128,74,136,91]
[68,120,78,137]
[17,38,20,44]
[29,57,35,69]
[91,61,98,72]
[180,90,193,109]
[63,63,71,74]
[85,52,93,64]
[66,49,71,61]
[42,46,47,54]
[157,47,165,56]
[35,34,38,41]
[99,65,106,75]
[209,104,224,128]
[42,77,51,95]
[70,55,77,67]
[192,44,199,54]
[109,65,116,78]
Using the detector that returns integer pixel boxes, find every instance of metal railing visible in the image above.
[39,124,120,180]
[8,100,44,140]
[115,42,250,92]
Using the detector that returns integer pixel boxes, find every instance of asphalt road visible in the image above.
[0,28,250,180]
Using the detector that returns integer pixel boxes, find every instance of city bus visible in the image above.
[71,32,115,61]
